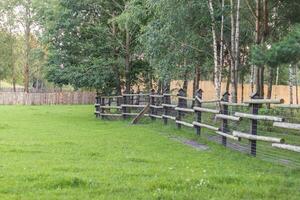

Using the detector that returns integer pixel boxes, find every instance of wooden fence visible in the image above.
[95,89,300,167]
[139,80,300,103]
[0,92,95,105]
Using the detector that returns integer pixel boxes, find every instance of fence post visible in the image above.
[131,89,135,105]
[136,89,140,105]
[100,96,105,119]
[117,95,122,106]
[150,89,156,121]
[108,97,112,106]
[221,92,230,146]
[95,93,100,118]
[194,89,203,135]
[249,92,260,156]
[122,94,127,119]
[163,88,171,125]
[176,88,186,129]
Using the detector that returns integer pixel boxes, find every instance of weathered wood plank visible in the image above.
[216,131,240,141]
[100,113,122,117]
[194,107,220,114]
[149,95,164,98]
[131,103,150,124]
[162,115,176,120]
[196,97,220,104]
[175,107,194,113]
[175,120,194,128]
[121,104,146,108]
[149,114,163,119]
[274,104,300,109]
[234,112,283,122]
[150,105,164,109]
[162,104,176,108]
[220,101,249,107]
[244,99,284,104]
[232,131,284,143]
[162,93,176,97]
[123,93,149,97]
[178,96,195,101]
[100,106,121,109]
[273,122,300,131]
[123,113,139,116]
[192,121,219,131]
[216,114,241,121]
[101,95,122,98]
[272,143,300,153]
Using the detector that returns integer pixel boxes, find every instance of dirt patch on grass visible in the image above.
[169,136,209,151]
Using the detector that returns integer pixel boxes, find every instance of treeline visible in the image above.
[0,0,47,92]
[0,0,300,102]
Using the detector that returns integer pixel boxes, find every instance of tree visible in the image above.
[251,25,300,103]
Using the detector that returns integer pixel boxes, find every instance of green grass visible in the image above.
[0,106,299,199]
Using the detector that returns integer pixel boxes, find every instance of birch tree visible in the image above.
[23,0,32,93]
[229,0,241,103]
[208,0,221,99]
[289,64,294,104]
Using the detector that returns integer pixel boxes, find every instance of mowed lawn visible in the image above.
[0,106,299,200]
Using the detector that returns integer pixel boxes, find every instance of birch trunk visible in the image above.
[9,28,16,92]
[255,0,263,97]
[148,73,153,91]
[163,79,171,93]
[208,0,221,99]
[183,69,189,92]
[233,0,241,103]
[219,0,225,83]
[295,65,299,104]
[125,24,131,93]
[241,75,244,103]
[250,65,255,93]
[274,67,279,98]
[230,0,237,102]
[192,66,200,107]
[158,79,163,94]
[24,0,32,93]
[267,68,274,99]
[289,64,294,104]
[193,66,200,96]
[226,65,231,93]
[112,11,122,95]
[267,68,274,108]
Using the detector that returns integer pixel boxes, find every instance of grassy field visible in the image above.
[0,106,299,199]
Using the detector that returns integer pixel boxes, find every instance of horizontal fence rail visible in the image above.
[94,89,300,168]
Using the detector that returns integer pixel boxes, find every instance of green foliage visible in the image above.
[0,31,13,80]
[38,0,153,93]
[139,0,212,82]
[2,0,300,93]
[251,25,300,67]
[39,0,119,91]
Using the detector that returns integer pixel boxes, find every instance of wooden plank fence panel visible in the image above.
[0,92,95,105]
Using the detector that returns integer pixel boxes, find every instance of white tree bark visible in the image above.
[233,0,241,102]
[250,65,255,93]
[24,0,32,93]
[289,64,294,104]
[208,0,221,99]
[294,65,299,104]
[230,0,236,102]
[220,0,225,70]
[274,66,279,98]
